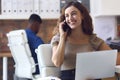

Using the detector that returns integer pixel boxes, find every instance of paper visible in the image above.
[2,0,12,15]
[17,0,33,15]
[39,0,60,18]
[33,0,40,14]
[12,0,18,15]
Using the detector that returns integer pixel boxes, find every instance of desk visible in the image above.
[115,65,120,80]
[115,73,120,80]
[36,77,61,80]
[0,52,12,80]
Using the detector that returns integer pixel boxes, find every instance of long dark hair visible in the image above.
[54,1,93,35]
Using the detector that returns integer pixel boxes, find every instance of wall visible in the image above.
[0,19,57,80]
[0,19,57,52]
[93,16,117,41]
[90,0,120,17]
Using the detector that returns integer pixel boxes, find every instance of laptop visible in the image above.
[75,50,117,80]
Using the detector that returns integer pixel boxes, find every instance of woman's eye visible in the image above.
[72,12,77,16]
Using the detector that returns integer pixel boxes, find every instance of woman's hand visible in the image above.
[59,21,68,39]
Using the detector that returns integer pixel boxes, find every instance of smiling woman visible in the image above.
[50,1,115,80]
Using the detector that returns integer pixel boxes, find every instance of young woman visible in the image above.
[51,1,112,80]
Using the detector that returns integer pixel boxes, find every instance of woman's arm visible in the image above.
[99,42,120,65]
[52,36,66,67]
[99,42,111,50]
[52,22,68,67]
[117,52,120,65]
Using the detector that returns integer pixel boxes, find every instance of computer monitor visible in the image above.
[75,50,117,80]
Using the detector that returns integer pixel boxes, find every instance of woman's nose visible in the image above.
[68,15,73,21]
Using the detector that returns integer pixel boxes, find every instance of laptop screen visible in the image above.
[75,50,117,80]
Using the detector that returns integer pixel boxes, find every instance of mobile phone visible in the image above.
[63,22,71,32]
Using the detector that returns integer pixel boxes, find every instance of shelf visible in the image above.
[0,0,60,19]
[0,14,60,20]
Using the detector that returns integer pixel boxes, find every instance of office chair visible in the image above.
[35,44,60,78]
[115,65,120,80]
[7,30,39,79]
[7,30,61,80]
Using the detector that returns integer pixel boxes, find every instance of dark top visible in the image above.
[25,28,44,74]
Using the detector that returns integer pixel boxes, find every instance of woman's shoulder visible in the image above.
[51,34,60,46]
[90,34,104,50]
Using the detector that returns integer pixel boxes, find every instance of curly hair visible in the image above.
[53,1,93,35]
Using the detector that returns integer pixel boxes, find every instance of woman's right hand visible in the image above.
[59,21,68,39]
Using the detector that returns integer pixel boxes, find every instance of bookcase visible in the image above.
[0,0,60,19]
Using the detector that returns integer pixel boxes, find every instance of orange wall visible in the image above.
[0,19,57,79]
[0,19,57,52]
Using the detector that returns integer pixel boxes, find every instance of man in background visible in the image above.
[14,14,44,80]
[25,14,44,75]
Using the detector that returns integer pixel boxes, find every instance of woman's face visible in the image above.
[65,6,83,30]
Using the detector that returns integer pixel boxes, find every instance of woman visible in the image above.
[51,1,112,80]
